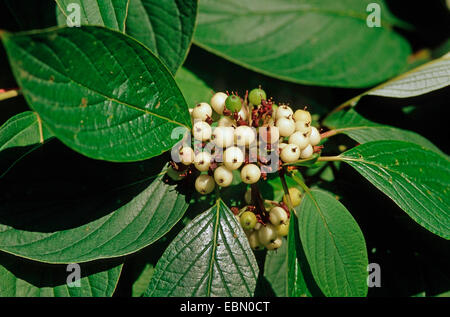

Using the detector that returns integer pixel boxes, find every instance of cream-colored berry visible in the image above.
[259,126,280,144]
[210,92,228,115]
[218,116,235,127]
[276,118,296,137]
[248,231,263,250]
[269,206,288,225]
[192,102,212,121]
[300,144,313,159]
[293,109,311,124]
[289,131,310,150]
[283,187,302,207]
[276,223,289,237]
[238,106,249,121]
[192,121,212,141]
[280,144,300,163]
[194,151,211,172]
[235,125,256,146]
[223,146,244,170]
[278,142,288,150]
[241,164,261,184]
[295,121,312,136]
[266,237,283,250]
[309,126,321,145]
[214,165,233,187]
[179,147,195,165]
[212,126,234,148]
[195,174,215,195]
[258,224,277,246]
[276,105,293,120]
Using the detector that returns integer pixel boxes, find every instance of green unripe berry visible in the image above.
[225,95,242,112]
[249,88,266,105]
[240,211,257,230]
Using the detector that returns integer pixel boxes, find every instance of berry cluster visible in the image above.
[166,87,321,251]
[233,186,302,250]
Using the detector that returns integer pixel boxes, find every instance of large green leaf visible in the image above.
[323,108,444,156]
[0,252,122,297]
[144,199,259,297]
[194,0,411,87]
[368,52,450,98]
[175,67,213,108]
[298,188,368,297]
[0,111,52,152]
[340,141,450,239]
[1,26,191,162]
[55,0,197,74]
[264,215,314,297]
[55,0,129,30]
[0,154,190,263]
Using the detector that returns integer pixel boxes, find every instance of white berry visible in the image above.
[223,146,244,170]
[235,125,256,146]
[276,105,293,120]
[195,174,215,195]
[309,126,321,146]
[212,126,234,148]
[258,224,277,246]
[269,206,288,225]
[266,237,283,250]
[238,106,249,121]
[192,102,212,121]
[276,118,295,137]
[288,131,310,150]
[214,165,233,187]
[192,121,212,141]
[300,144,313,159]
[218,116,235,127]
[280,144,300,163]
[194,151,211,172]
[210,92,228,115]
[293,109,311,124]
[244,188,252,204]
[179,147,194,165]
[259,126,280,144]
[248,231,263,250]
[295,121,312,136]
[241,164,261,184]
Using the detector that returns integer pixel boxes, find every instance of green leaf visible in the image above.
[340,141,450,239]
[144,199,259,297]
[264,215,314,297]
[55,0,129,30]
[125,0,197,74]
[0,252,122,297]
[1,26,191,162]
[194,0,410,87]
[132,263,155,297]
[55,0,197,74]
[0,169,190,264]
[298,188,368,297]
[0,111,52,152]
[175,67,213,108]
[368,52,450,98]
[323,108,444,156]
